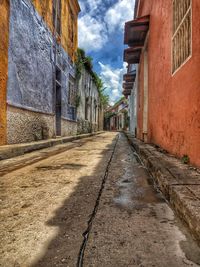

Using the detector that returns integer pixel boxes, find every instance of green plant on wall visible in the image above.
[75,48,93,80]
[75,48,110,109]
[181,154,190,164]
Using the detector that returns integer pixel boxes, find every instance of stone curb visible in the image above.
[0,132,104,161]
[124,132,200,244]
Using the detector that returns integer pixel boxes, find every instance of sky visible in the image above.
[78,0,135,105]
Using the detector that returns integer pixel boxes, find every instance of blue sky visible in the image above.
[78,0,135,105]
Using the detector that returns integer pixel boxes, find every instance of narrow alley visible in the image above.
[1,132,199,267]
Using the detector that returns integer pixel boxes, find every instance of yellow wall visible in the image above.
[0,0,9,145]
[32,0,80,62]
[31,0,54,31]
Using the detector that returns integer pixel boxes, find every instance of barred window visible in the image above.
[172,0,192,73]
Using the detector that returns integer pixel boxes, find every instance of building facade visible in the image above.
[105,98,128,131]
[77,67,104,134]
[124,65,138,135]
[0,0,80,145]
[123,0,200,166]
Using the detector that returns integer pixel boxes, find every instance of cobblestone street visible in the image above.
[0,132,199,267]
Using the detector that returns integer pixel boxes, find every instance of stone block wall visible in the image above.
[61,119,77,136]
[77,119,92,134]
[7,105,55,144]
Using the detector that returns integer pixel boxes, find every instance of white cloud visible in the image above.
[78,0,135,105]
[99,62,127,104]
[87,0,102,12]
[105,0,135,33]
[78,1,86,13]
[78,15,108,52]
[78,0,135,52]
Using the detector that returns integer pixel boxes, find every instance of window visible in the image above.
[94,100,97,122]
[85,97,89,120]
[56,66,61,85]
[53,0,61,35]
[68,75,76,106]
[172,0,192,73]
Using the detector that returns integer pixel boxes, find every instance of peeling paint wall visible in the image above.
[136,0,200,167]
[60,0,79,62]
[8,0,54,114]
[77,67,101,134]
[7,105,55,143]
[31,0,79,62]
[6,0,79,144]
[31,0,53,31]
[0,0,9,145]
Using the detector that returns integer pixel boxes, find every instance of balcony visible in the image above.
[123,82,134,90]
[124,15,150,47]
[122,82,133,97]
[123,89,132,97]
[124,47,142,64]
[123,72,136,83]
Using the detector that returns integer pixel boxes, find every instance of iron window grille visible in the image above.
[172,0,192,73]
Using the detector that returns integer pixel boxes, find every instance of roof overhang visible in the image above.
[124,15,150,47]
[124,47,142,64]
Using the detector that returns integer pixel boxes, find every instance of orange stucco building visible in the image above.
[124,0,200,167]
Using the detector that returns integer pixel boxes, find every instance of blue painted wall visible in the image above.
[7,0,76,120]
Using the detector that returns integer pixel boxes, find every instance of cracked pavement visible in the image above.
[0,132,200,267]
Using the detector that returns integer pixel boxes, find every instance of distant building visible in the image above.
[0,0,80,145]
[77,66,104,134]
[105,98,128,131]
[123,0,200,166]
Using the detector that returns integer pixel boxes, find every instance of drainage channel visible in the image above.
[77,134,119,267]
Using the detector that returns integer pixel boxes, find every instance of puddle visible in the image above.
[114,164,164,212]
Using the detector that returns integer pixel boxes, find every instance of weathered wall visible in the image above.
[31,0,53,31]
[77,68,101,134]
[137,53,144,140]
[61,0,79,62]
[6,0,77,144]
[137,0,200,166]
[7,105,55,144]
[129,86,137,134]
[61,119,77,136]
[0,0,9,145]
[98,107,104,131]
[31,0,79,62]
[56,44,76,121]
[8,0,54,114]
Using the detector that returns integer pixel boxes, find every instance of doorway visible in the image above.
[55,67,61,136]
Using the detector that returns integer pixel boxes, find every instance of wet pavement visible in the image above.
[0,132,200,267]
